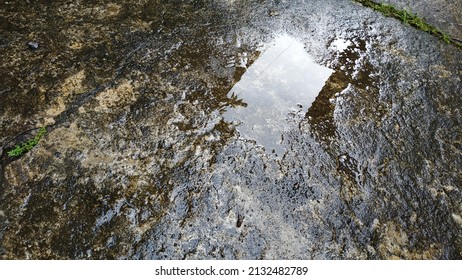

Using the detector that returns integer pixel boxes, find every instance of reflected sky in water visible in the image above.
[224,34,333,155]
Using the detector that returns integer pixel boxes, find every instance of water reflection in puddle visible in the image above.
[224,34,333,155]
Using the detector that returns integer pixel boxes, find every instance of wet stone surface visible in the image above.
[0,0,461,259]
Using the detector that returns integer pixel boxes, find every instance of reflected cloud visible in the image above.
[223,34,333,155]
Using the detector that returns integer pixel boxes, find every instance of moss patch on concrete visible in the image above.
[7,127,47,157]
[354,0,462,49]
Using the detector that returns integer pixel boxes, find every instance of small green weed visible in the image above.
[7,127,47,157]
[354,0,462,49]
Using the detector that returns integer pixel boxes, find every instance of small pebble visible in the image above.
[27,41,39,50]
[268,10,279,16]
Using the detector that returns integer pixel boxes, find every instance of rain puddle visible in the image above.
[223,34,333,155]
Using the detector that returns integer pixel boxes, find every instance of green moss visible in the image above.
[354,0,462,49]
[7,127,47,157]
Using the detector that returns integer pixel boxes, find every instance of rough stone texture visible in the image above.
[1,0,461,259]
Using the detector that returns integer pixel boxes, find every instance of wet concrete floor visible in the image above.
[0,0,461,259]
